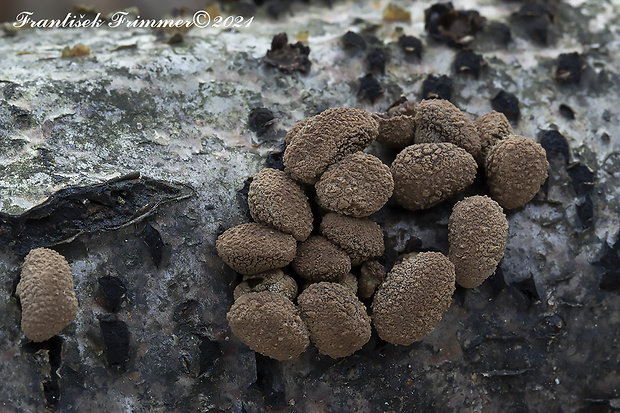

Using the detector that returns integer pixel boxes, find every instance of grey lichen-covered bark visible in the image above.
[0,0,619,411]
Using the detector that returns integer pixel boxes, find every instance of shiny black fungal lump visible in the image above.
[555,53,585,85]
[248,107,275,136]
[424,2,485,47]
[398,35,423,59]
[491,90,520,122]
[358,73,383,103]
[421,74,452,101]
[539,130,570,164]
[341,31,366,51]
[366,48,387,74]
[510,0,558,45]
[454,50,485,78]
[264,32,311,73]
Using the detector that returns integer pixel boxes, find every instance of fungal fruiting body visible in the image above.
[449,195,509,288]
[320,213,384,266]
[248,168,313,241]
[292,236,351,282]
[283,107,379,184]
[216,223,297,275]
[485,135,549,209]
[315,152,394,217]
[16,248,78,342]
[298,282,371,358]
[371,252,455,345]
[391,143,477,211]
[373,113,416,149]
[233,269,298,301]
[474,110,512,165]
[227,292,309,360]
[414,99,481,160]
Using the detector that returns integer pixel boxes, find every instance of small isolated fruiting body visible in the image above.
[358,260,386,300]
[233,269,299,301]
[216,223,296,275]
[414,99,481,160]
[320,213,384,266]
[474,110,512,165]
[292,236,351,282]
[16,248,78,342]
[338,273,358,294]
[227,292,309,360]
[315,152,393,218]
[373,113,415,149]
[298,282,371,358]
[448,195,509,288]
[372,252,455,346]
[391,143,477,211]
[283,107,379,184]
[485,135,549,209]
[248,168,313,241]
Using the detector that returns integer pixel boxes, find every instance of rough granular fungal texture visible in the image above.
[391,143,477,211]
[248,168,313,241]
[285,116,313,146]
[414,99,481,160]
[372,113,415,149]
[16,248,78,342]
[320,213,384,266]
[358,260,386,300]
[233,269,299,301]
[283,107,379,184]
[226,292,309,360]
[216,223,297,275]
[449,196,509,288]
[292,236,351,282]
[485,135,549,209]
[298,282,371,358]
[338,273,358,294]
[315,152,393,217]
[371,252,455,346]
[474,111,513,165]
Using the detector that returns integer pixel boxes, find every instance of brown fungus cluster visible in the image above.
[283,107,378,184]
[218,100,549,358]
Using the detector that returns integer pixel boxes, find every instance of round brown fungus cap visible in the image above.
[315,152,393,217]
[16,248,79,342]
[298,282,371,358]
[372,113,415,149]
[227,291,309,360]
[216,223,297,275]
[283,107,379,184]
[485,134,549,209]
[474,110,512,165]
[248,168,313,241]
[371,252,455,346]
[390,143,477,211]
[449,195,509,288]
[320,212,384,266]
[292,236,351,282]
[414,99,481,160]
[233,269,299,301]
